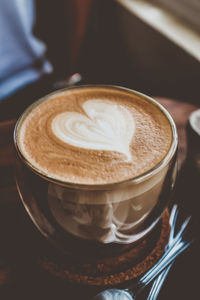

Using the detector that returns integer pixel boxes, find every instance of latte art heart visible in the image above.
[17,86,173,185]
[51,100,135,159]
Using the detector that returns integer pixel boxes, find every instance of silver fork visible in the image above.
[92,205,192,300]
[146,204,190,300]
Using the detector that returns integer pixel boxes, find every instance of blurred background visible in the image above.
[1,0,200,115]
[75,0,200,104]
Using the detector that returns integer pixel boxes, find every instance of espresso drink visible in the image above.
[15,86,176,244]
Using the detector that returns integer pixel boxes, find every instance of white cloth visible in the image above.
[0,0,53,100]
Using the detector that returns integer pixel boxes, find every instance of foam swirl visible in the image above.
[51,99,135,160]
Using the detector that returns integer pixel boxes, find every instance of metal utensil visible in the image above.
[92,206,192,300]
[146,204,182,300]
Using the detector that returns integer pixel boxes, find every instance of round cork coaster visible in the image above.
[37,209,170,287]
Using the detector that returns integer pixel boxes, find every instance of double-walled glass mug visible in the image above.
[13,85,178,257]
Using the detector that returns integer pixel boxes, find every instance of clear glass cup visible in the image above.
[13,85,178,257]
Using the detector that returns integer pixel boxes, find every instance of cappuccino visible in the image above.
[16,86,172,185]
[15,86,177,244]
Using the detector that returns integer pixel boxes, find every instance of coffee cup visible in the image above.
[14,85,178,254]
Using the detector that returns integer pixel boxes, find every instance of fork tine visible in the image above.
[173,216,191,245]
[169,204,178,226]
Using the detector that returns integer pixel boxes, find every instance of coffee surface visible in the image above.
[17,86,173,185]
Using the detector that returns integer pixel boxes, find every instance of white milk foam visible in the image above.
[51,99,135,160]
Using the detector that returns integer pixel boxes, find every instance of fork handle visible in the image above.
[146,262,173,300]
[129,239,192,297]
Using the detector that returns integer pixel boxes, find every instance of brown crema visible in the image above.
[16,86,173,185]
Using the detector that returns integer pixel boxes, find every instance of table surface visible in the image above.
[0,97,200,300]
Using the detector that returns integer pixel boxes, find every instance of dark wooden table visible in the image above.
[0,98,199,299]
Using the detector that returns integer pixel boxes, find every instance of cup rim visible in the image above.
[14,84,178,190]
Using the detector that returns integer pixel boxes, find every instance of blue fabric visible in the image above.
[0,0,53,100]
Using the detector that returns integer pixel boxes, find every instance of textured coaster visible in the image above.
[37,209,170,287]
